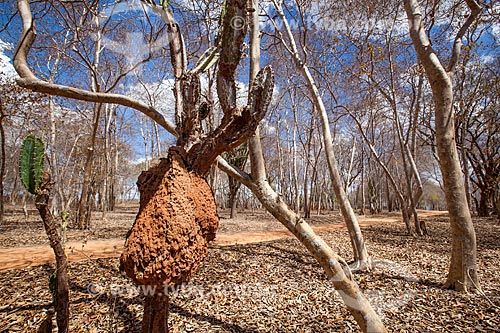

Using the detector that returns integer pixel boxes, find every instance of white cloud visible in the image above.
[0,39,18,83]
[492,24,500,45]
[127,78,176,121]
[480,54,496,64]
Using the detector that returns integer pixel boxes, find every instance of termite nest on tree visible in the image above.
[120,147,218,287]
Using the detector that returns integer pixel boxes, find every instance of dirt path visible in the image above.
[0,211,446,272]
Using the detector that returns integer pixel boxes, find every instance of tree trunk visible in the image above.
[439,83,480,290]
[10,172,19,206]
[77,17,103,229]
[110,111,119,211]
[303,163,311,218]
[245,175,386,332]
[291,97,301,213]
[495,190,500,220]
[351,113,413,234]
[404,0,480,292]
[46,32,69,216]
[48,97,61,217]
[302,115,315,219]
[276,115,285,194]
[245,2,383,329]
[104,104,113,213]
[276,8,371,268]
[230,192,238,218]
[397,131,420,235]
[0,97,5,226]
[76,102,102,229]
[405,145,426,234]
[228,177,241,219]
[461,134,472,212]
[35,173,70,333]
[142,294,169,333]
[345,138,356,192]
[477,190,491,217]
[225,144,247,219]
[245,4,387,333]
[360,150,366,215]
[22,193,28,219]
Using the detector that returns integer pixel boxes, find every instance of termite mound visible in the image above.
[120,147,218,287]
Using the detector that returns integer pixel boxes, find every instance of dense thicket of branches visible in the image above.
[1,0,498,224]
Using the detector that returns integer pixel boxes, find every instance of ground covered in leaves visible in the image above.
[0,204,138,248]
[0,208,499,332]
[0,204,345,249]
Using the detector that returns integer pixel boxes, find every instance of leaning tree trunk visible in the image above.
[270,0,371,270]
[404,0,481,292]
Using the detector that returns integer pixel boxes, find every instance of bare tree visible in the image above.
[224,143,248,218]
[456,50,500,217]
[328,2,426,235]
[267,0,372,271]
[403,0,482,292]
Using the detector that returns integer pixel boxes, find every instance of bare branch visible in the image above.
[13,0,177,136]
[447,0,481,73]
[142,0,187,126]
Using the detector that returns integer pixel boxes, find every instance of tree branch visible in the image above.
[447,0,481,73]
[13,0,177,136]
[142,0,187,125]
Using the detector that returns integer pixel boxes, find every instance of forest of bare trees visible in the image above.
[2,0,498,225]
[0,0,499,332]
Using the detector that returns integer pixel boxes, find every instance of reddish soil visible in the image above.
[0,210,446,272]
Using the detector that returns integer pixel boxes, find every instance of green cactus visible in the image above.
[191,46,220,75]
[19,135,45,195]
[215,1,227,47]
